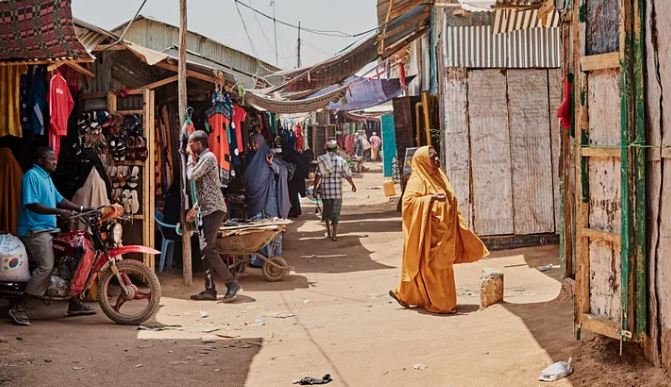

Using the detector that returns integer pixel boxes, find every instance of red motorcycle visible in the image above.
[0,205,161,325]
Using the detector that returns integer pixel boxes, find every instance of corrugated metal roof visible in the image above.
[493,7,560,34]
[111,16,278,82]
[494,0,544,7]
[443,23,561,68]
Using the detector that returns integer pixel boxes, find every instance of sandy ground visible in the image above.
[0,163,669,386]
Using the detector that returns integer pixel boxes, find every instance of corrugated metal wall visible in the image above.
[443,23,561,68]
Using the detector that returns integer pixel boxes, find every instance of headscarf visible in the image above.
[245,133,290,218]
[401,146,488,281]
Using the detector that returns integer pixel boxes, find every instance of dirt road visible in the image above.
[1,164,668,386]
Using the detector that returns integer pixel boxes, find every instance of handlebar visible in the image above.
[59,205,107,220]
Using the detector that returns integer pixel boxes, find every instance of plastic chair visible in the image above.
[155,210,180,273]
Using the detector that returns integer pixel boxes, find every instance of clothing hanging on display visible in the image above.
[206,91,233,186]
[0,65,28,138]
[232,104,247,154]
[294,123,305,151]
[20,65,48,136]
[48,71,74,159]
[0,148,24,234]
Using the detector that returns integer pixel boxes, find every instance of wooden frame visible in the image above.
[105,91,156,270]
[580,52,621,72]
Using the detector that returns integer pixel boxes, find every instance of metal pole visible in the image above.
[179,0,193,285]
[297,20,301,68]
[272,0,279,66]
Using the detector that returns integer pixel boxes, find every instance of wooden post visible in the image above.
[178,0,192,285]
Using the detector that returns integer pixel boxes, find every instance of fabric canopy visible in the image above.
[323,75,414,112]
[0,0,92,63]
[244,84,348,114]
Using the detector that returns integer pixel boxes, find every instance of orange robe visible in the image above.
[395,146,489,313]
[0,148,24,234]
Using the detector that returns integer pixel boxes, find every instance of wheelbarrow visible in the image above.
[216,223,294,282]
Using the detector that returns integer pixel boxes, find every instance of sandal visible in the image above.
[388,290,409,309]
[135,136,148,161]
[128,166,140,188]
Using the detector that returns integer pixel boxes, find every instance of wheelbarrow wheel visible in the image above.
[262,257,288,282]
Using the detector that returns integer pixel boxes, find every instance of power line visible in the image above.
[232,0,380,38]
[99,0,149,52]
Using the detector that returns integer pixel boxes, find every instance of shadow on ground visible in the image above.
[0,301,262,387]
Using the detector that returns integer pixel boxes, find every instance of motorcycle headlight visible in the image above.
[112,223,123,245]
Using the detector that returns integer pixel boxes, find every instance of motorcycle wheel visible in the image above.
[97,259,161,325]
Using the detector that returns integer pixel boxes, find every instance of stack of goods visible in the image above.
[109,114,148,163]
[107,165,141,215]
[76,111,110,162]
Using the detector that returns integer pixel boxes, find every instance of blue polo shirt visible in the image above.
[17,165,64,237]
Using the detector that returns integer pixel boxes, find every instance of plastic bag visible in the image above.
[0,234,30,282]
[538,358,573,382]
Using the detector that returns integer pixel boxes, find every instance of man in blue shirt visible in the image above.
[9,147,96,326]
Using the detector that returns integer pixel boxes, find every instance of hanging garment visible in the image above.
[232,105,247,153]
[0,148,24,234]
[0,65,28,138]
[207,113,232,186]
[557,76,573,130]
[49,71,74,159]
[71,168,111,230]
[294,123,305,151]
[20,65,48,136]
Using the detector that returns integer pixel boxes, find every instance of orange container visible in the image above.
[383,180,396,197]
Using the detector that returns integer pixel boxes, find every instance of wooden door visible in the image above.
[573,0,646,343]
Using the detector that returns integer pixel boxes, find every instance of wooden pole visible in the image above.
[179,0,193,285]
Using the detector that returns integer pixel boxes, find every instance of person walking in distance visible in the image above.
[369,132,382,162]
[314,140,357,241]
[187,131,241,302]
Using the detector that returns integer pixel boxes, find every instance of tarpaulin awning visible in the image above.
[0,0,93,64]
[324,75,414,112]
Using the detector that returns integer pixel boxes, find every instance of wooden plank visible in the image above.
[147,89,156,271]
[581,313,622,340]
[574,1,591,322]
[548,69,563,234]
[443,68,472,227]
[585,0,620,55]
[507,69,555,235]
[142,75,178,90]
[580,52,621,72]
[116,110,144,115]
[581,147,621,158]
[153,61,216,84]
[468,70,514,236]
[582,228,621,245]
[587,68,623,322]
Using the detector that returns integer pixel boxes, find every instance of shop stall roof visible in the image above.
[264,2,432,94]
[0,0,93,65]
[73,18,250,89]
[110,15,277,87]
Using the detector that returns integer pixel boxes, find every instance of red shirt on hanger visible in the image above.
[49,71,74,158]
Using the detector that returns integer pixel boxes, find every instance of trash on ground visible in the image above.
[413,363,427,370]
[170,361,188,365]
[134,364,143,368]
[537,264,561,272]
[200,310,209,318]
[73,367,84,371]
[293,374,333,385]
[264,312,296,319]
[538,358,573,382]
[254,318,266,326]
[215,333,240,339]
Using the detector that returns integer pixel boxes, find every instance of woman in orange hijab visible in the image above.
[389,146,489,313]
